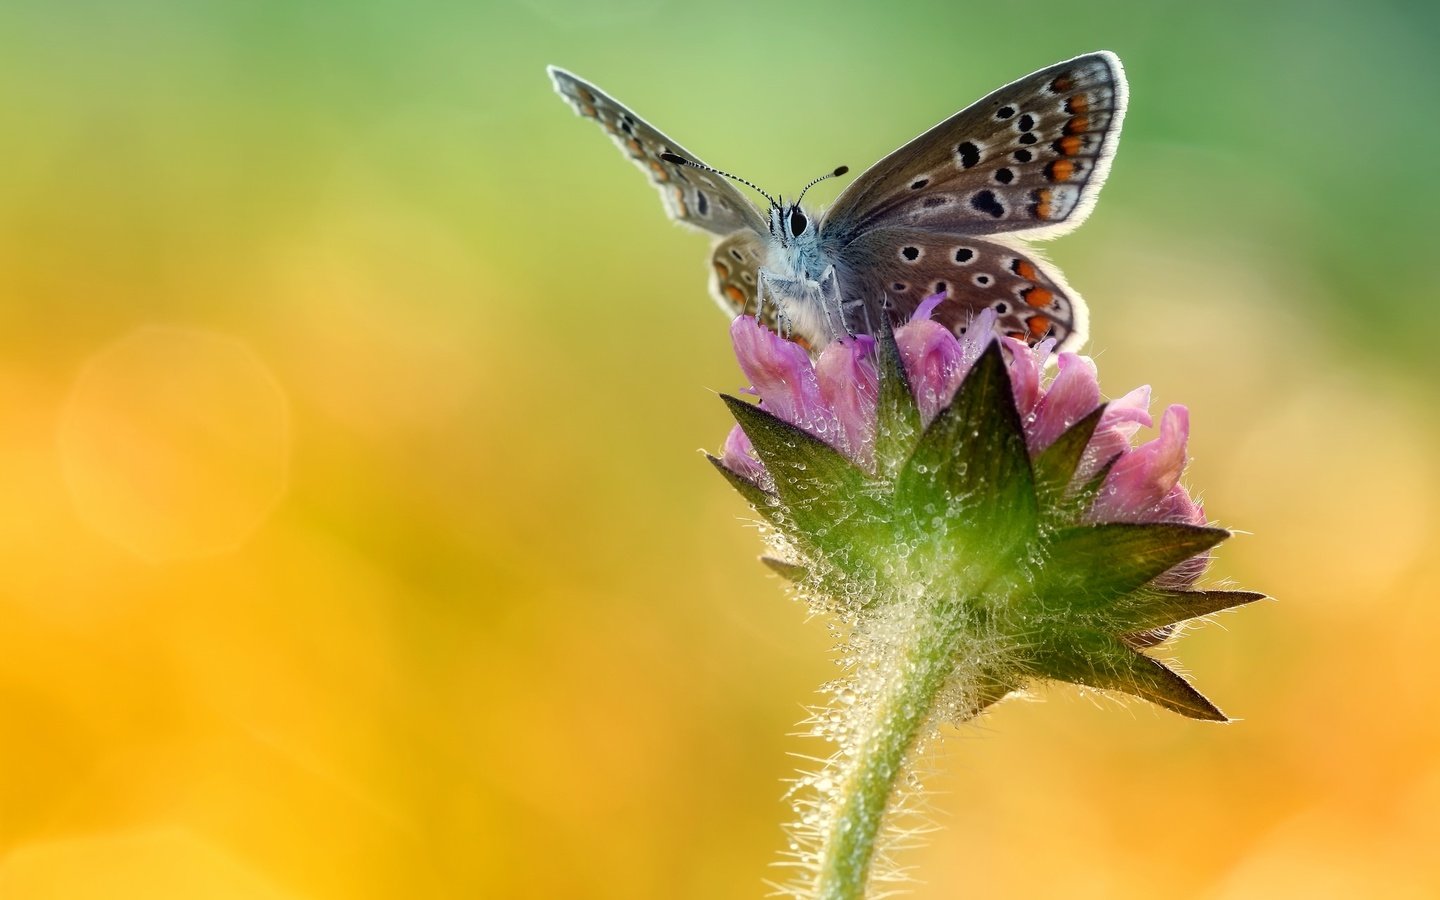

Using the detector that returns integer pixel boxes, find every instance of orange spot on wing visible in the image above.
[1027,315,1052,338]
[580,103,598,118]
[649,159,669,181]
[1051,74,1074,92]
[723,285,747,308]
[1005,329,1027,341]
[626,138,642,156]
[1055,135,1082,157]
[1065,116,1089,135]
[577,87,595,104]
[1034,188,1054,220]
[1066,94,1089,114]
[1046,159,1075,182]
[713,261,730,279]
[670,185,688,217]
[1012,259,1038,281]
[1023,286,1054,308]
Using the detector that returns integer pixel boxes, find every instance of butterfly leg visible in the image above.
[756,268,799,337]
[817,265,863,339]
[753,269,770,327]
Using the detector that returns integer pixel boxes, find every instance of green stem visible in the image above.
[815,607,972,899]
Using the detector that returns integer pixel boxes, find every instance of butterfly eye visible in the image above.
[789,208,808,237]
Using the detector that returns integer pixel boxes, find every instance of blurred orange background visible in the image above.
[1,0,1437,897]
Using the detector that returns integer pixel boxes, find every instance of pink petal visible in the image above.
[815,336,879,468]
[1029,352,1103,452]
[895,306,999,424]
[1101,385,1153,439]
[955,307,998,373]
[729,316,834,437]
[895,318,964,425]
[1092,404,1191,522]
[1002,336,1052,428]
[911,292,947,322]
[1076,385,1153,484]
[721,422,768,486]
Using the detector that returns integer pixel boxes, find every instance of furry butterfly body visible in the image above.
[549,53,1127,352]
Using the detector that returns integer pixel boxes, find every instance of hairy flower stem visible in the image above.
[817,604,976,900]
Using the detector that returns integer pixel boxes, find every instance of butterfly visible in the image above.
[548,52,1126,353]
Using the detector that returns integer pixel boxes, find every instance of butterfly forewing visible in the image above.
[548,67,767,238]
[823,52,1126,243]
[834,233,1085,350]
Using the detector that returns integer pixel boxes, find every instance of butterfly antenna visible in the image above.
[659,152,780,210]
[795,165,850,204]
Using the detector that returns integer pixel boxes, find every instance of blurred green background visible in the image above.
[1,0,1437,897]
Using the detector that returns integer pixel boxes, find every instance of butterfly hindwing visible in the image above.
[548,67,768,238]
[834,231,1086,350]
[823,52,1126,243]
[710,231,765,320]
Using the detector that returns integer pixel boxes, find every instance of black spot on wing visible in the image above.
[969,190,1005,218]
[956,141,981,169]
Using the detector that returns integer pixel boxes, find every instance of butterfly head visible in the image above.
[658,152,847,248]
[769,203,814,246]
[770,166,848,247]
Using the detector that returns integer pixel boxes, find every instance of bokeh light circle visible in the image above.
[58,326,290,563]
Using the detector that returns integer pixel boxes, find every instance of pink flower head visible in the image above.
[721,309,1205,535]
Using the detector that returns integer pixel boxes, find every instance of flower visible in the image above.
[722,306,1207,538]
[709,302,1263,898]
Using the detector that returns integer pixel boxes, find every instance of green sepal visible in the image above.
[896,342,1038,553]
[1032,629,1227,721]
[872,320,921,481]
[1033,404,1106,512]
[1111,589,1268,635]
[969,676,1018,720]
[720,394,886,560]
[1121,625,1177,650]
[760,556,806,581]
[1055,451,1119,523]
[706,452,777,518]
[1040,523,1229,600]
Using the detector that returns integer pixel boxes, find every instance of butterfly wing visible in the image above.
[833,231,1087,350]
[710,232,764,317]
[823,52,1126,243]
[549,66,769,238]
